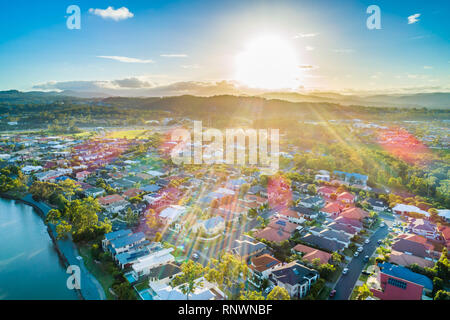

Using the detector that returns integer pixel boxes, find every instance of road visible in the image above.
[331,224,389,300]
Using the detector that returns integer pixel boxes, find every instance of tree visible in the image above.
[267,286,290,300]
[59,179,81,202]
[125,207,139,227]
[239,290,265,300]
[55,220,72,240]
[205,253,249,292]
[356,284,373,300]
[434,290,450,300]
[318,263,336,281]
[66,197,101,234]
[331,252,343,264]
[172,260,206,300]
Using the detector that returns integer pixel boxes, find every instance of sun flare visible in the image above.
[235,35,301,90]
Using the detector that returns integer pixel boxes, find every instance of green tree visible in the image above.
[434,290,450,300]
[205,253,249,292]
[239,290,265,300]
[267,286,290,300]
[356,284,373,300]
[172,260,206,300]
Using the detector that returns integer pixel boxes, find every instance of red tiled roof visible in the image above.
[340,207,369,220]
[249,254,282,273]
[293,244,331,264]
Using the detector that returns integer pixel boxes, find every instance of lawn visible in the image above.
[78,244,116,300]
[317,285,332,300]
[134,281,150,292]
[105,130,151,139]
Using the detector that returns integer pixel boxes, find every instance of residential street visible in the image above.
[330,224,390,300]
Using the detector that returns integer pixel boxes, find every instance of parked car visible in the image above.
[365,239,370,244]
[342,268,349,275]
[329,290,336,298]
[192,253,199,260]
[358,246,363,253]
[364,255,370,262]
[265,286,274,294]
[354,251,360,257]
[380,223,386,227]
[377,240,383,245]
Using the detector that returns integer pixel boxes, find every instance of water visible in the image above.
[0,198,78,300]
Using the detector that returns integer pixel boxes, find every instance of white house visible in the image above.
[22,166,43,174]
[131,248,175,280]
[159,205,187,225]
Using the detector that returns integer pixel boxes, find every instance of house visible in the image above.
[340,207,369,221]
[315,174,330,182]
[98,194,128,213]
[102,229,132,251]
[392,204,429,216]
[333,171,368,186]
[254,218,299,243]
[317,186,335,198]
[309,228,351,246]
[248,254,282,287]
[365,198,388,212]
[21,165,43,174]
[193,216,225,236]
[370,263,433,300]
[392,236,434,260]
[440,226,450,250]
[292,244,331,265]
[388,250,435,269]
[407,218,439,239]
[300,233,346,252]
[334,216,363,231]
[131,248,176,280]
[107,232,147,256]
[270,261,319,299]
[158,205,187,225]
[84,187,105,198]
[147,263,182,287]
[320,202,342,217]
[230,235,267,261]
[277,208,306,225]
[150,277,226,300]
[337,192,355,204]
[76,171,91,181]
[325,221,358,236]
[123,188,142,199]
[291,205,318,220]
[299,196,324,209]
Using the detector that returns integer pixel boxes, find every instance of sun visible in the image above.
[235,35,301,90]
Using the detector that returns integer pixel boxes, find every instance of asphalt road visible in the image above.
[331,224,390,300]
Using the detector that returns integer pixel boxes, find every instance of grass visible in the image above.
[327,265,344,283]
[105,130,151,140]
[317,286,332,300]
[78,244,116,300]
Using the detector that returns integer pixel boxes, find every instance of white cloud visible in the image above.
[305,46,315,51]
[89,7,134,21]
[294,33,319,39]
[423,66,433,69]
[160,54,188,58]
[408,13,421,24]
[97,56,154,63]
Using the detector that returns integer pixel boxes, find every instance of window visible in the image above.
[388,277,407,290]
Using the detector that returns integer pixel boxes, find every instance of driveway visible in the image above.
[330,225,389,300]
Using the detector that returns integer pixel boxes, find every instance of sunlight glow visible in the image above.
[234,35,301,90]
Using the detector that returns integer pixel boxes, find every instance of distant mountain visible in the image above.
[260,92,450,109]
[0,89,448,109]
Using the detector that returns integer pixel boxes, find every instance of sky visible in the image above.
[0,0,449,95]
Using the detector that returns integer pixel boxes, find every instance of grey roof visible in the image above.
[105,229,132,241]
[148,263,182,280]
[272,261,319,286]
[110,232,146,249]
[300,234,345,252]
[392,238,432,259]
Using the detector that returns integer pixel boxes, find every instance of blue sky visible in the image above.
[0,0,448,94]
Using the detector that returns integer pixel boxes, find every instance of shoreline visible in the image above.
[0,193,105,300]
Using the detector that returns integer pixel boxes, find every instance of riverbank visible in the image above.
[0,193,106,300]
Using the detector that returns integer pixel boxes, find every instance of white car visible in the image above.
[192,253,199,260]
[357,246,363,253]
[342,268,349,275]
[354,251,360,257]
[365,239,370,244]
[265,286,274,294]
